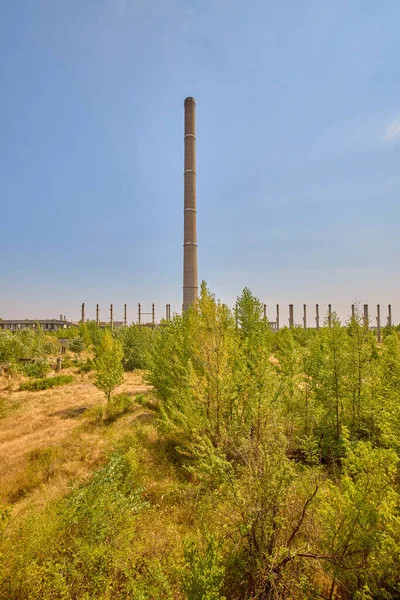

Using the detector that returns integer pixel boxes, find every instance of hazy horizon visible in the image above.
[1,1,400,323]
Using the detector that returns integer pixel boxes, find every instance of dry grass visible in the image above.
[0,368,151,506]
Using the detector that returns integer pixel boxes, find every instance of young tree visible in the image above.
[70,335,85,359]
[94,331,124,404]
[117,324,155,371]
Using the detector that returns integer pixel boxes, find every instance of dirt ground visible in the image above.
[0,370,151,506]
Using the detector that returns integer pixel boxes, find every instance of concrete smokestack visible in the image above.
[183,97,198,311]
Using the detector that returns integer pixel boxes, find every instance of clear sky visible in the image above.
[1,0,400,325]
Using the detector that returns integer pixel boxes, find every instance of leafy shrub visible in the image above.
[59,356,73,369]
[118,324,156,371]
[182,536,226,600]
[69,335,85,356]
[20,375,73,391]
[21,361,51,378]
[78,358,94,373]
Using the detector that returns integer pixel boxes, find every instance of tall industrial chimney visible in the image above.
[183,97,198,311]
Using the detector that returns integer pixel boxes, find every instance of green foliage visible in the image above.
[182,536,226,600]
[21,361,51,378]
[69,335,85,356]
[78,358,94,373]
[20,375,73,391]
[146,284,400,598]
[0,453,149,599]
[317,442,400,597]
[94,331,124,403]
[117,324,155,370]
[0,328,59,364]
[59,356,73,369]
[2,284,400,599]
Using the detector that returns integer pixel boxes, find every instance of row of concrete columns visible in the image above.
[80,303,393,338]
[260,303,392,341]
[80,303,173,328]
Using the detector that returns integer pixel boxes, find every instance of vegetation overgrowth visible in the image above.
[19,375,74,392]
[1,283,400,599]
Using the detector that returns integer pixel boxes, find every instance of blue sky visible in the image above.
[1,0,400,324]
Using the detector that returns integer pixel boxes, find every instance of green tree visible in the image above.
[117,324,155,370]
[69,335,84,358]
[308,312,348,460]
[345,310,378,439]
[94,331,124,404]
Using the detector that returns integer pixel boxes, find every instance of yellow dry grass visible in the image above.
[0,369,151,507]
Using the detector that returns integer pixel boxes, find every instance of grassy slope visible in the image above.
[0,369,202,599]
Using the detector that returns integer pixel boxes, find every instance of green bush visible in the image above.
[118,324,156,371]
[19,375,73,392]
[69,335,85,356]
[78,358,94,373]
[21,362,51,378]
[59,356,73,369]
[182,536,226,600]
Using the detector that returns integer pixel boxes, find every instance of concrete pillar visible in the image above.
[376,304,381,342]
[60,314,62,321]
[63,315,66,322]
[124,304,127,328]
[303,304,307,329]
[363,304,368,330]
[81,303,85,324]
[328,304,332,327]
[388,304,392,327]
[138,303,141,326]
[110,304,113,330]
[276,304,280,330]
[316,304,320,330]
[263,304,267,320]
[96,304,100,326]
[289,304,294,329]
[183,97,198,310]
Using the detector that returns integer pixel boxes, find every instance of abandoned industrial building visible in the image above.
[0,319,73,332]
